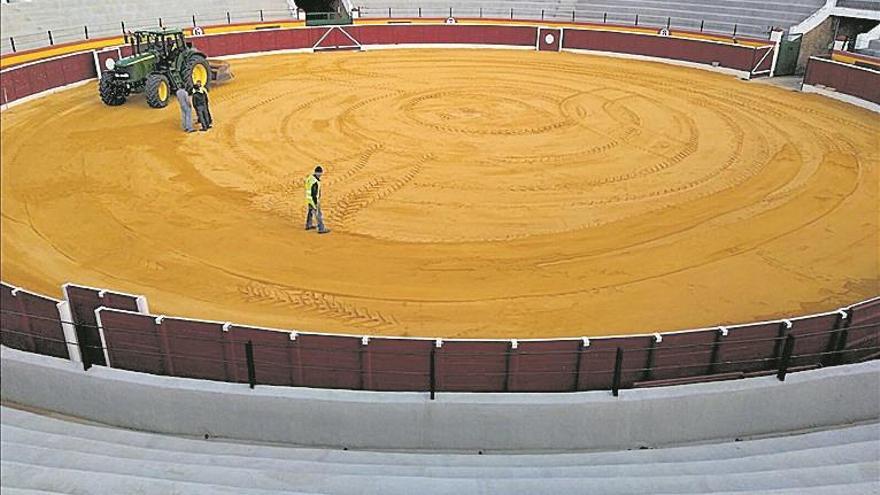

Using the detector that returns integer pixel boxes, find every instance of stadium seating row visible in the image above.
[354,0,827,37]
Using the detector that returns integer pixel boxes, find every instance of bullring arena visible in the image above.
[2,48,878,338]
[1,1,880,494]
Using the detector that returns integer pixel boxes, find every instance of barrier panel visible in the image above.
[349,24,538,47]
[713,322,781,374]
[850,297,880,325]
[0,51,94,105]
[63,284,145,367]
[788,313,841,369]
[190,28,322,57]
[0,283,68,359]
[842,299,880,363]
[97,309,164,374]
[537,28,561,52]
[2,281,878,394]
[228,325,293,386]
[508,340,580,392]
[562,28,764,75]
[586,336,655,390]
[647,330,717,382]
[437,340,509,391]
[803,56,880,105]
[365,337,432,391]
[295,334,363,389]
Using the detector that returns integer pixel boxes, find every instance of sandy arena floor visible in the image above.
[1,49,878,338]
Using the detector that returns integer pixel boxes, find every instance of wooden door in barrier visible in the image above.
[538,28,561,51]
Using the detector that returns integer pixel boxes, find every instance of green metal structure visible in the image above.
[305,11,353,26]
[774,34,803,77]
[99,29,211,108]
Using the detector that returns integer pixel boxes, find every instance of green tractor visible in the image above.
[99,29,212,108]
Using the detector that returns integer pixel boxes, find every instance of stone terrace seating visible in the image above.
[358,0,578,21]
[0,0,292,51]
[838,0,880,10]
[2,405,878,494]
[356,0,827,38]
[572,0,826,37]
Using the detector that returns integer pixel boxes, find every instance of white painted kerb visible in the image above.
[2,346,877,452]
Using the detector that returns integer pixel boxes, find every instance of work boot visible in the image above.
[305,225,315,231]
[318,228,331,234]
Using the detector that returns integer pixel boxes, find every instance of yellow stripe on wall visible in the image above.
[2,18,764,70]
[1,21,305,69]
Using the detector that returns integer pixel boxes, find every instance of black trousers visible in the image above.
[195,104,212,129]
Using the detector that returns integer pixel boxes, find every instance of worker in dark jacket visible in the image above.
[192,81,212,131]
[305,166,329,234]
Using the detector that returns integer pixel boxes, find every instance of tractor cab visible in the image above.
[130,30,189,60]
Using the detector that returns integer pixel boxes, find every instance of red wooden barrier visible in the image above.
[1,23,779,106]
[804,57,880,104]
[97,308,163,374]
[63,283,144,366]
[437,340,509,392]
[6,284,878,393]
[537,28,561,52]
[0,51,94,104]
[508,340,580,392]
[649,330,717,382]
[366,337,432,391]
[562,28,760,74]
[714,322,782,374]
[788,314,840,368]
[0,282,68,359]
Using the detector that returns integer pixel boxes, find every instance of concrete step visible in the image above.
[2,406,877,495]
[3,406,877,467]
[1,488,71,495]
[4,434,878,480]
[3,423,878,477]
[3,456,877,495]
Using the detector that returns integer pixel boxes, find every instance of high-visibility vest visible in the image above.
[305,175,321,205]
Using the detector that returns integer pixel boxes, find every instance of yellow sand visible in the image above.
[1,49,878,338]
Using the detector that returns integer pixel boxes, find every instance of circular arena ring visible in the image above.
[1,22,878,346]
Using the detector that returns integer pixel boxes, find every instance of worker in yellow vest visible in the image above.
[305,165,330,234]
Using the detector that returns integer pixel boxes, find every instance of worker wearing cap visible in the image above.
[305,166,329,234]
[192,80,212,131]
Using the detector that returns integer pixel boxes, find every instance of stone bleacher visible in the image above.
[2,404,878,494]
[838,0,880,10]
[355,0,827,38]
[0,0,293,50]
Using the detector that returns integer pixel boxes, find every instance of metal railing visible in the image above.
[1,8,298,55]
[355,6,773,39]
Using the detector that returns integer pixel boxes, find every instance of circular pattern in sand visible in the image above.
[1,49,877,338]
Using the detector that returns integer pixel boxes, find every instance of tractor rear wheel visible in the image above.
[99,74,127,106]
[183,55,212,91]
[145,73,171,108]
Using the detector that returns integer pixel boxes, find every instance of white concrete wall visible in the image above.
[2,346,878,452]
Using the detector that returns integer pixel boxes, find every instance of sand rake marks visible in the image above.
[239,281,398,330]
[329,153,435,230]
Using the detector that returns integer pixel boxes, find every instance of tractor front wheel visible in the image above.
[99,74,127,106]
[145,73,171,108]
[184,55,212,91]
